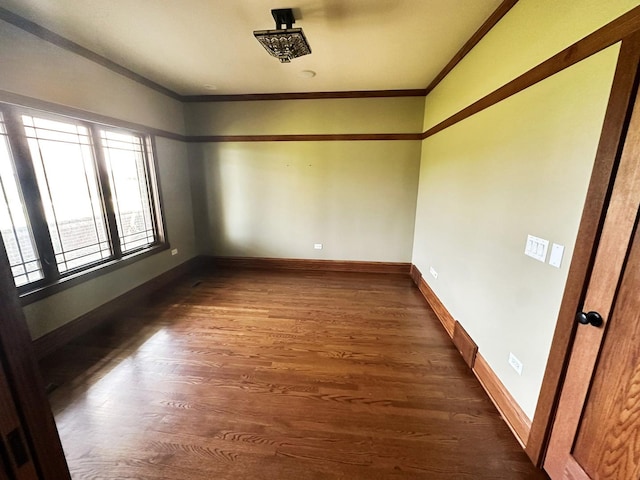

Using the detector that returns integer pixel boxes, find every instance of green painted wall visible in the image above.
[412,0,638,419]
[185,97,424,136]
[190,140,421,262]
[424,0,640,130]
[185,96,424,262]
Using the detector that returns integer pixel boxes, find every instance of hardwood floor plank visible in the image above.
[40,268,546,479]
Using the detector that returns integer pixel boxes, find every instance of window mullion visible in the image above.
[2,107,60,282]
[144,136,165,244]
[89,125,122,259]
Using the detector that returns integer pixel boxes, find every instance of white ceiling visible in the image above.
[0,0,504,96]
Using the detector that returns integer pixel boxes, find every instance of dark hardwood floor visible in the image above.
[39,268,547,479]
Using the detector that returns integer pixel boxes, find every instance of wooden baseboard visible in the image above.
[32,257,200,359]
[473,353,532,448]
[207,256,412,275]
[417,276,456,338]
[409,264,422,285]
[410,264,530,448]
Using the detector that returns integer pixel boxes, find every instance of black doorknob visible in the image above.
[576,311,604,327]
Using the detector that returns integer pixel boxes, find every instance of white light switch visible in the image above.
[549,243,564,268]
[525,235,549,263]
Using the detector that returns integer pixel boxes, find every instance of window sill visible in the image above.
[19,243,169,306]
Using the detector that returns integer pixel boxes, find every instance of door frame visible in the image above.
[0,238,69,476]
[526,30,640,466]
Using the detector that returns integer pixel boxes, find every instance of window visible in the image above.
[0,105,165,297]
[0,113,44,286]
[100,130,158,253]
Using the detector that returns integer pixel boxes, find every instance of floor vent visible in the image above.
[452,321,478,368]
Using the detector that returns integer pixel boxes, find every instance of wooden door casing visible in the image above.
[543,52,640,479]
[527,30,640,465]
[0,360,38,479]
[0,236,70,479]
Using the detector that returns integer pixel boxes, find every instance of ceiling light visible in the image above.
[298,70,316,78]
[253,8,311,63]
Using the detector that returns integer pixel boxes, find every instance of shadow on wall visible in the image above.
[188,139,421,262]
[189,142,333,258]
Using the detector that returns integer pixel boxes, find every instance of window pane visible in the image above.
[23,115,111,273]
[0,114,44,286]
[101,130,156,253]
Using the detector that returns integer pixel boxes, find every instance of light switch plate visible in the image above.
[549,243,564,268]
[525,235,549,262]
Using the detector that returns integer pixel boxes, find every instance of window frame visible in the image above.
[0,103,168,305]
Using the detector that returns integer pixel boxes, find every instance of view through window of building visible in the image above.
[0,105,164,295]
[24,115,111,272]
[101,130,157,253]
[0,113,44,286]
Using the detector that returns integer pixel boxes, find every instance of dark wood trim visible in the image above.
[90,123,123,259]
[0,101,173,306]
[409,264,422,286]
[187,133,422,143]
[147,135,171,248]
[0,90,185,141]
[193,4,640,143]
[452,321,478,369]
[0,7,181,101]
[3,107,59,284]
[32,257,200,359]
[0,91,423,143]
[0,361,41,478]
[473,353,531,448]
[207,256,411,275]
[0,235,70,478]
[182,89,427,102]
[425,0,518,94]
[0,7,427,104]
[416,276,455,338]
[525,29,640,466]
[422,5,640,140]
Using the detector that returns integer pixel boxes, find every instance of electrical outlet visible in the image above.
[429,266,438,279]
[508,352,523,376]
[314,243,323,250]
[171,248,178,256]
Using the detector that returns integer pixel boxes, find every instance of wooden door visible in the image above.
[0,236,70,478]
[544,73,640,479]
[0,359,38,479]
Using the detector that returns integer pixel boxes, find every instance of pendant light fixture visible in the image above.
[253,8,312,63]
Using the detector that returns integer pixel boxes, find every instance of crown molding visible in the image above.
[182,89,427,102]
[0,1,519,103]
[0,7,182,101]
[421,5,640,141]
[426,0,518,94]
